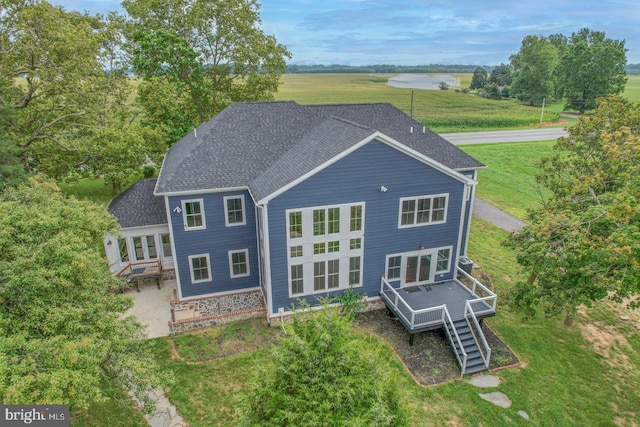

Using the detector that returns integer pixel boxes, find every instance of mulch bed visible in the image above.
[355,309,520,386]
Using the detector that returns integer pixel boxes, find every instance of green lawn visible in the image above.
[460,141,555,219]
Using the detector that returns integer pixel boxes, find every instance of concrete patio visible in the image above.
[122,278,176,338]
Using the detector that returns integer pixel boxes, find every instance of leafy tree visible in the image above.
[0,106,25,190]
[506,96,640,325]
[557,28,627,113]
[470,67,488,90]
[123,0,291,143]
[0,177,170,410]
[241,304,408,426]
[0,2,163,189]
[489,63,513,87]
[509,35,561,106]
[0,1,102,171]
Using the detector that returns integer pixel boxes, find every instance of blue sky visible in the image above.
[55,0,640,65]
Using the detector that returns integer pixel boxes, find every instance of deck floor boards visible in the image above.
[395,280,493,323]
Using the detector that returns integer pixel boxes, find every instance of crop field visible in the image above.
[275,73,640,132]
[274,74,560,132]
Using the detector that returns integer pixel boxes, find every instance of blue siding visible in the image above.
[169,190,258,298]
[265,139,468,314]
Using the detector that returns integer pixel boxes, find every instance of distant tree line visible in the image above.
[286,64,487,74]
[625,63,640,75]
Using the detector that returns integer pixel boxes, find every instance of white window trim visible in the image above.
[285,202,365,297]
[223,195,246,227]
[228,249,250,278]
[385,245,453,285]
[398,193,448,228]
[182,198,206,231]
[188,253,212,284]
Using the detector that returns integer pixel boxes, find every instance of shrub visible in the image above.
[338,285,367,320]
[241,305,408,426]
[142,165,156,178]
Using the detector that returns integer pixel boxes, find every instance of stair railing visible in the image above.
[464,300,492,368]
[442,305,468,375]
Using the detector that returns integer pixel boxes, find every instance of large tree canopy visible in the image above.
[0,177,168,409]
[0,1,166,189]
[557,28,627,113]
[507,96,640,325]
[123,0,291,143]
[509,35,560,106]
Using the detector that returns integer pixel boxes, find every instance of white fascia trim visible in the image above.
[119,224,170,232]
[375,133,476,185]
[257,132,380,204]
[164,195,184,301]
[258,131,475,204]
[463,170,479,256]
[154,185,249,197]
[262,203,273,314]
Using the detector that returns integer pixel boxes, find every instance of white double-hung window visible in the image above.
[286,202,365,297]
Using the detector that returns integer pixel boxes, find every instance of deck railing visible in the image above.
[442,305,468,374]
[464,300,492,368]
[456,267,497,315]
[380,277,446,330]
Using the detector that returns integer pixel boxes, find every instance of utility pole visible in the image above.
[410,90,414,118]
[539,97,546,128]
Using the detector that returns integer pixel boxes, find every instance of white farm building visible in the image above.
[388,74,460,90]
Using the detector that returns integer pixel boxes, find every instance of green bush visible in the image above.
[142,165,156,178]
[241,305,408,426]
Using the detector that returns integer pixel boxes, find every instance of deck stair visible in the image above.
[446,319,489,375]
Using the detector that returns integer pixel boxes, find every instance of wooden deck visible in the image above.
[379,267,497,375]
[397,281,493,323]
[380,275,495,333]
[116,260,163,292]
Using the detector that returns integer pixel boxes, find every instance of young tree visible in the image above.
[506,96,640,325]
[241,305,408,426]
[0,177,170,410]
[123,0,291,143]
[470,66,488,90]
[557,28,627,113]
[509,35,561,106]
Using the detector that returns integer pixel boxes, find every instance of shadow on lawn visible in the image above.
[355,309,520,386]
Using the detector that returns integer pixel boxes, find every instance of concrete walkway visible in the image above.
[473,198,526,233]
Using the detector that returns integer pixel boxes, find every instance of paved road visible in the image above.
[441,127,568,145]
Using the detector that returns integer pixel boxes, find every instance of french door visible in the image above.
[404,253,434,286]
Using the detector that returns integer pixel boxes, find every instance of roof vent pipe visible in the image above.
[410,126,413,134]
[194,128,197,138]
[422,126,426,133]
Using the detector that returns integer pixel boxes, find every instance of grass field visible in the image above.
[275,74,559,132]
[460,141,555,219]
[275,74,640,132]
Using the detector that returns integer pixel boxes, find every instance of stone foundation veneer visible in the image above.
[168,289,265,335]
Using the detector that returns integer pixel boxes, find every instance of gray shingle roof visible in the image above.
[108,179,167,228]
[154,101,485,199]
